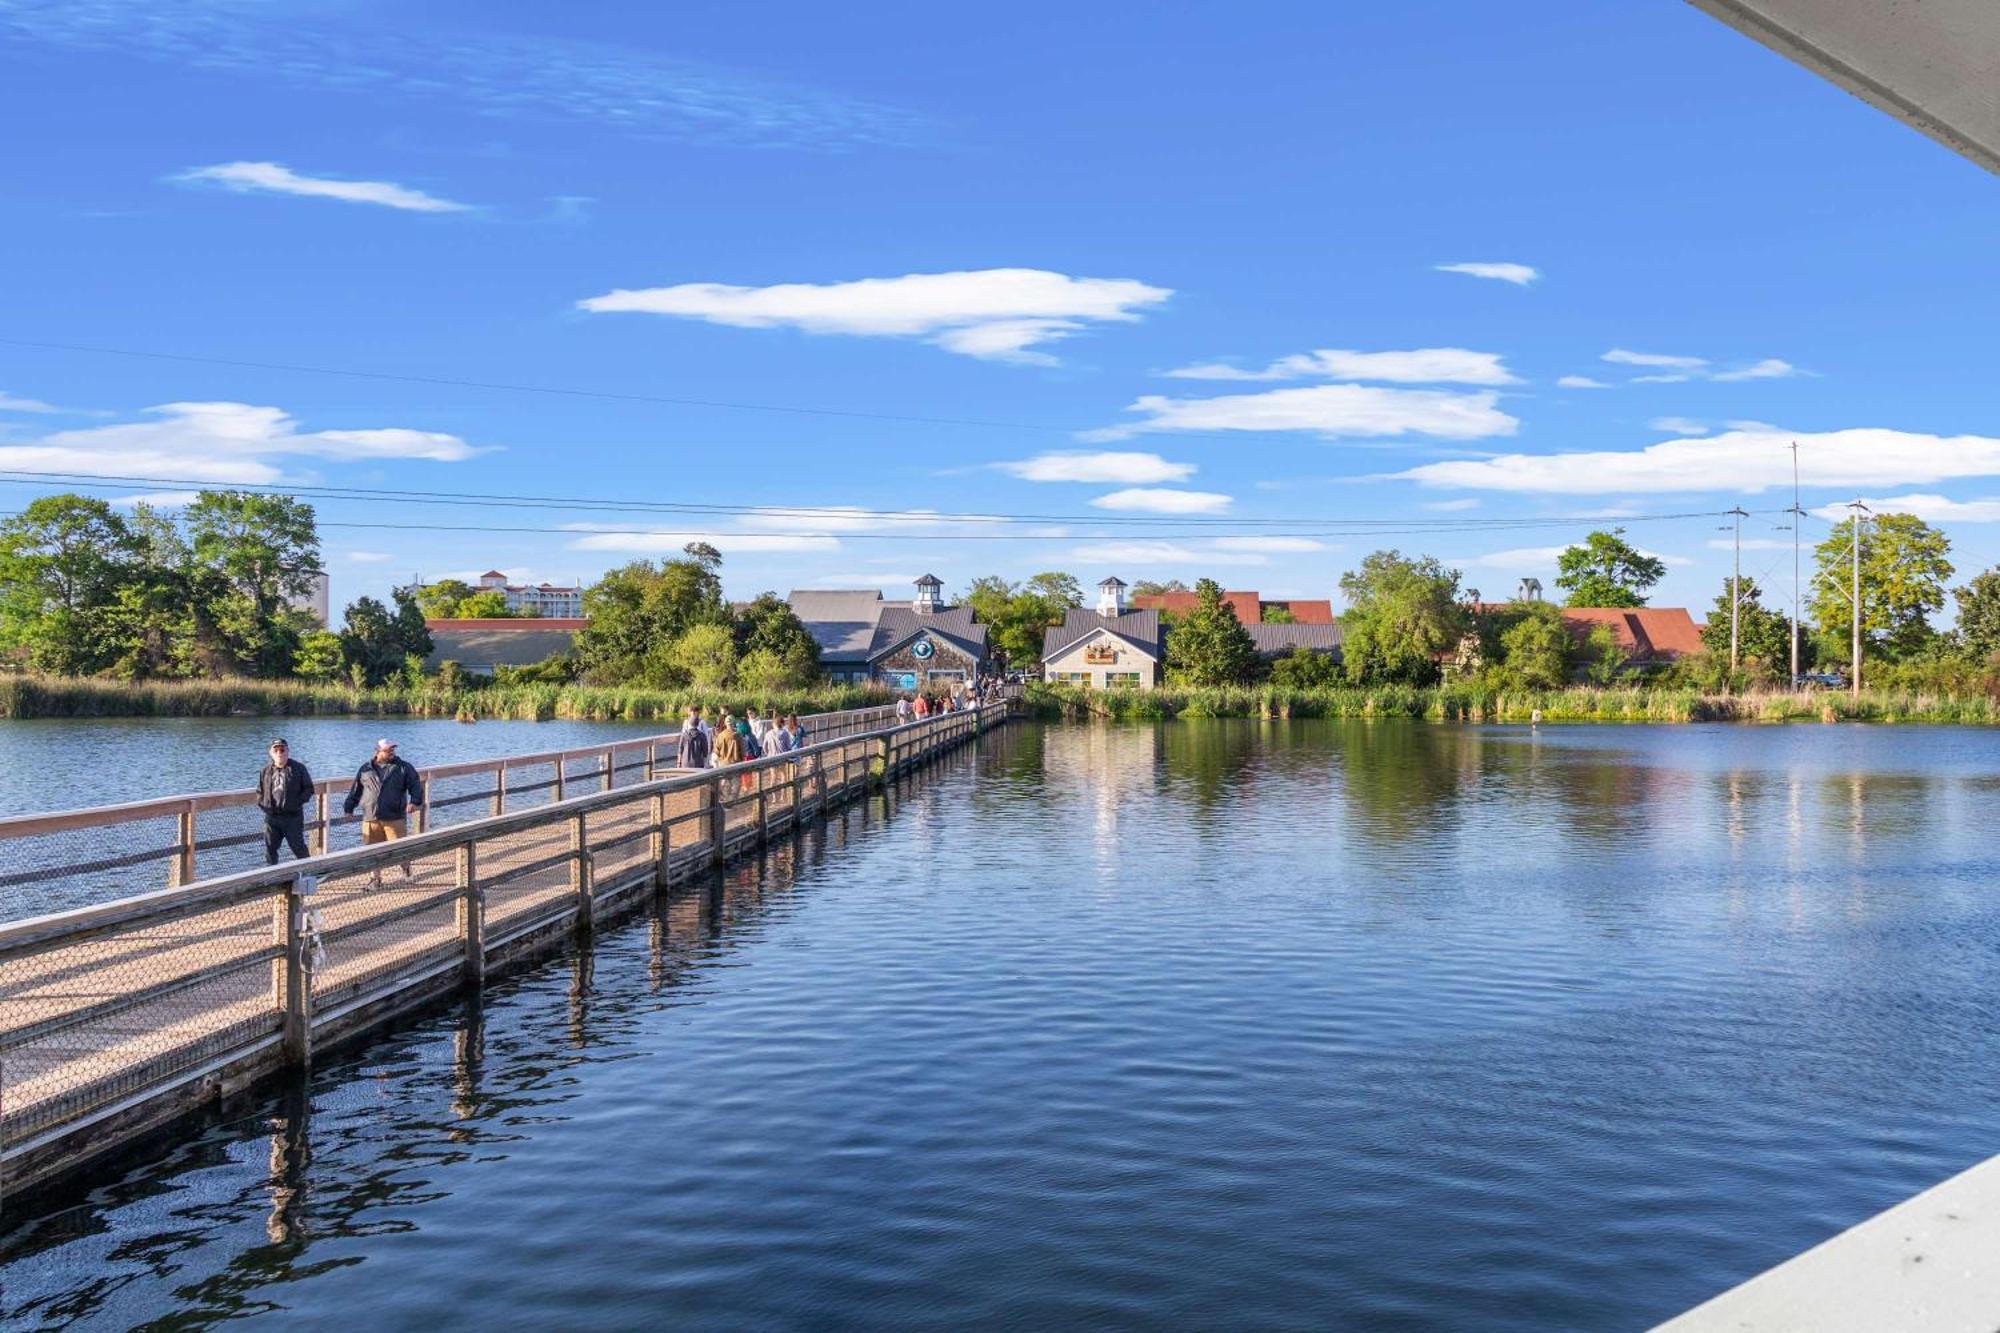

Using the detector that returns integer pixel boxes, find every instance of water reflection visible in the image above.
[5,723,2000,1331]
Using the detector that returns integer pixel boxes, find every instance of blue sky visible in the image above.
[4,0,1999,617]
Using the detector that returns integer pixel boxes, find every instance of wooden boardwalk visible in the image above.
[0,706,1007,1200]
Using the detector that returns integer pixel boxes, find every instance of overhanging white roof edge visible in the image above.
[1688,0,2000,176]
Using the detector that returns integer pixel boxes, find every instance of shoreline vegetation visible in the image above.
[0,675,888,723]
[1026,682,2000,724]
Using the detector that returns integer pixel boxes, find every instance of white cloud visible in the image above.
[1811,494,2000,523]
[1556,375,1612,389]
[175,161,471,212]
[735,506,983,533]
[109,490,201,508]
[1604,348,1709,370]
[995,451,1195,484]
[1088,488,1232,514]
[0,391,67,414]
[564,525,840,554]
[1435,262,1539,286]
[1211,536,1328,552]
[1161,347,1518,386]
[577,268,1171,365]
[1068,540,1268,567]
[1422,498,1481,511]
[1650,417,1708,435]
[1451,546,1567,570]
[802,572,922,588]
[0,401,481,484]
[347,550,394,563]
[1712,358,1804,382]
[1398,426,2000,495]
[1632,373,1695,384]
[1086,384,1519,442]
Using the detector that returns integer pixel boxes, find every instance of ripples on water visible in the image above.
[5,721,2000,1330]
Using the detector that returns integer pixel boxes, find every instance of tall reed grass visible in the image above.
[1025,683,2000,724]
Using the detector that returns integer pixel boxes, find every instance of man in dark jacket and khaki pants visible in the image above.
[344,738,425,885]
[258,739,314,865]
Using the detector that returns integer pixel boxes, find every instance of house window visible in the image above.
[1104,672,1141,688]
[1052,671,1091,684]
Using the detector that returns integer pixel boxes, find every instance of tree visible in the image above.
[339,590,433,686]
[1129,579,1189,597]
[1957,568,2000,662]
[1165,578,1260,685]
[1809,512,1953,662]
[294,629,346,681]
[455,589,514,618]
[1338,550,1467,687]
[670,622,738,689]
[415,578,475,619]
[182,491,324,676]
[1556,529,1666,608]
[0,495,142,674]
[1698,575,1794,673]
[961,572,1078,668]
[1260,604,1296,624]
[1496,601,1572,688]
[573,551,729,686]
[733,592,821,686]
[1584,622,1629,685]
[1268,644,1340,688]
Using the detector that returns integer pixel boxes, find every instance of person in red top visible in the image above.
[912,693,929,718]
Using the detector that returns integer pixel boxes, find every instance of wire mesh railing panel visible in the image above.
[0,811,185,919]
[424,769,501,831]
[610,745,657,789]
[0,892,280,1148]
[307,842,464,1007]
[585,795,657,892]
[479,820,578,937]
[500,759,561,812]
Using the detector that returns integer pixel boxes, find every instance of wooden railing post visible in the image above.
[650,792,668,881]
[171,801,196,887]
[417,771,431,833]
[707,776,727,865]
[458,843,483,988]
[757,766,770,839]
[601,747,615,793]
[492,763,506,817]
[554,759,566,802]
[313,786,330,855]
[571,811,592,934]
[279,874,314,1069]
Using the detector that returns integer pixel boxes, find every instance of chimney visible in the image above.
[914,573,943,615]
[1097,575,1127,617]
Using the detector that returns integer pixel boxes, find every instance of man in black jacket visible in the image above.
[258,739,315,865]
[344,738,425,885]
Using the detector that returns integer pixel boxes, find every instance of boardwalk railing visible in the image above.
[0,703,902,916]
[0,702,1014,1202]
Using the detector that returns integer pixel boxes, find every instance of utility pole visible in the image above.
[1789,441,1802,685]
[1728,506,1747,671]
[1847,500,1869,697]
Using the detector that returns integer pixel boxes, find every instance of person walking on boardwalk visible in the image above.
[343,738,424,886]
[257,739,314,866]
[896,694,911,724]
[712,713,743,767]
[676,706,710,769]
[912,693,930,719]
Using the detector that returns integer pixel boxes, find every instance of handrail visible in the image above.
[0,699,1016,1199]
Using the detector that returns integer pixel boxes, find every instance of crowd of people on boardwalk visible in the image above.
[252,681,1009,873]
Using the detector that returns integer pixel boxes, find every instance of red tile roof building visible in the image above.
[1557,607,1705,662]
[1130,591,1335,625]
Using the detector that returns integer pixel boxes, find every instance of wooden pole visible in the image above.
[458,843,483,989]
[279,876,314,1069]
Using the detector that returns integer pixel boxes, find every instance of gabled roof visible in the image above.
[1042,607,1163,662]
[1245,623,1344,659]
[786,588,888,660]
[424,621,582,669]
[868,605,988,662]
[1561,607,1705,661]
[1133,590,1263,623]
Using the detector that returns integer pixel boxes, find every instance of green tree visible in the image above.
[573,546,729,686]
[961,573,1077,668]
[1268,643,1340,688]
[0,494,143,674]
[732,592,821,687]
[1129,578,1189,597]
[670,622,738,689]
[182,491,324,676]
[1584,622,1629,684]
[1022,571,1084,610]
[1698,575,1795,673]
[338,590,433,686]
[1556,529,1666,607]
[294,629,346,681]
[1260,604,1296,624]
[1165,578,1260,685]
[455,588,514,618]
[1957,569,2000,662]
[1810,512,1953,662]
[1496,601,1572,688]
[415,578,476,619]
[1338,550,1467,686]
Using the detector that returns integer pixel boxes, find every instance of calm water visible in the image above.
[5,720,2000,1330]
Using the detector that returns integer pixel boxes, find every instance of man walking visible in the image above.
[257,739,314,865]
[676,705,710,769]
[343,738,424,886]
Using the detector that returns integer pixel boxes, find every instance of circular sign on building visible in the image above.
[911,638,935,660]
